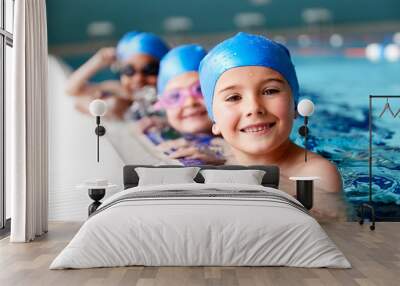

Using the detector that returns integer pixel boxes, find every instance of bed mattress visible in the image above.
[50,183,350,269]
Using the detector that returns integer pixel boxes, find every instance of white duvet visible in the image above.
[50,183,350,269]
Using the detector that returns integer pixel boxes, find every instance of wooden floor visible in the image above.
[0,222,399,286]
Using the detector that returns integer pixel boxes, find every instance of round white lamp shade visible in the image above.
[89,99,107,117]
[297,99,315,117]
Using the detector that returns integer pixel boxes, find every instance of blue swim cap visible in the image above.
[157,44,207,95]
[199,32,299,119]
[116,31,170,62]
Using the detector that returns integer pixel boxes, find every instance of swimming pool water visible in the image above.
[290,56,400,220]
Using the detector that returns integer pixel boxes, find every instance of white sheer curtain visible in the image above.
[9,0,48,242]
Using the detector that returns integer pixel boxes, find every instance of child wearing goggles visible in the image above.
[141,44,227,165]
[66,31,169,119]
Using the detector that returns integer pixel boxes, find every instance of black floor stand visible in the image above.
[356,95,399,231]
[358,203,376,230]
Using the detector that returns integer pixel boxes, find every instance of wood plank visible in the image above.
[0,222,399,286]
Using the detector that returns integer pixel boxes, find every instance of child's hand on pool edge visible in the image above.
[167,145,226,165]
[137,116,169,133]
[156,138,191,152]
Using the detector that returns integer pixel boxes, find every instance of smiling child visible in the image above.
[66,31,169,119]
[148,44,226,165]
[199,32,345,220]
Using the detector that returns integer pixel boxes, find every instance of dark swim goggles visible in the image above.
[119,62,159,77]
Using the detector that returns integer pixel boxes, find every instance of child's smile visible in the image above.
[181,109,208,119]
[239,121,277,136]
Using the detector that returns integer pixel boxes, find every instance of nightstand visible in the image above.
[76,183,118,216]
[289,177,320,210]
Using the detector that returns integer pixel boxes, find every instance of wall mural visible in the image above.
[48,6,400,222]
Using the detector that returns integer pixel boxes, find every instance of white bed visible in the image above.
[50,178,350,269]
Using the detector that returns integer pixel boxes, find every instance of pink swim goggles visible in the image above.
[154,81,203,110]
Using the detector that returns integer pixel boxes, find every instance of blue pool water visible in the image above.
[289,56,400,220]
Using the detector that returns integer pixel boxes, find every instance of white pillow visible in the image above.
[200,169,266,185]
[135,167,200,186]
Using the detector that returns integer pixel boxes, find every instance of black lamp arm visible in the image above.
[298,116,309,162]
[94,116,106,162]
[304,116,308,162]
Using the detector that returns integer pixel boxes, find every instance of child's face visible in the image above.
[213,66,295,158]
[164,72,212,134]
[120,54,158,96]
